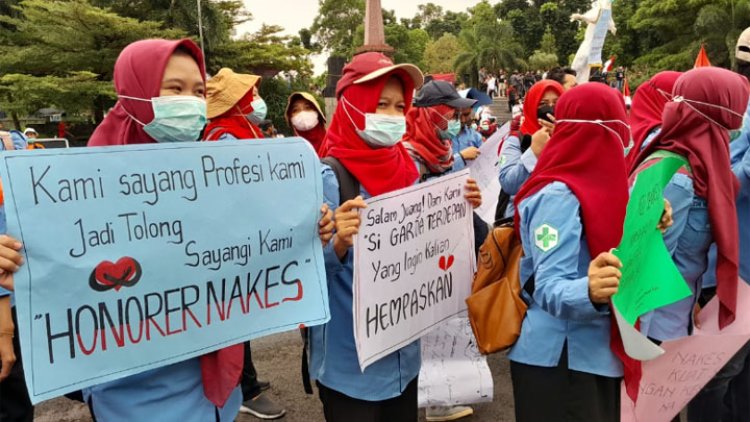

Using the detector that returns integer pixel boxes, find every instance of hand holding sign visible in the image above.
[612,156,692,360]
[334,196,367,259]
[588,252,622,305]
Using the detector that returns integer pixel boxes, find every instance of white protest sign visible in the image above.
[353,170,476,371]
[418,316,493,407]
[621,279,750,422]
[469,123,510,225]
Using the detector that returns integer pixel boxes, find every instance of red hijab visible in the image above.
[514,83,629,256]
[88,39,205,146]
[519,80,564,135]
[323,70,419,196]
[632,67,749,329]
[295,124,327,155]
[204,89,263,140]
[88,39,241,407]
[402,104,455,174]
[627,71,682,167]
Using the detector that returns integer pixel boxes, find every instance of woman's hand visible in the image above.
[333,196,367,260]
[464,178,482,209]
[539,115,556,133]
[0,296,15,381]
[460,147,481,162]
[530,127,551,157]
[657,198,674,234]
[588,252,622,304]
[318,204,335,247]
[0,236,23,292]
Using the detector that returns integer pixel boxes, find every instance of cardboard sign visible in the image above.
[353,170,475,370]
[0,138,330,403]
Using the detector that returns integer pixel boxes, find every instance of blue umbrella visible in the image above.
[459,88,493,113]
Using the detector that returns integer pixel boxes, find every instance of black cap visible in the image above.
[413,80,477,109]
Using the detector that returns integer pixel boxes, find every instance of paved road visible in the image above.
[35,331,515,421]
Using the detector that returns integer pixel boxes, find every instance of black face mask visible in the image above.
[537,105,555,123]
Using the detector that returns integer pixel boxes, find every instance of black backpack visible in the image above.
[301,156,359,394]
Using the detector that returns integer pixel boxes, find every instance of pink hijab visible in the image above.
[88,39,205,146]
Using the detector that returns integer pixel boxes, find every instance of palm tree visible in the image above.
[454,20,523,87]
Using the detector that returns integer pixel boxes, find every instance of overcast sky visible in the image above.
[237,0,480,74]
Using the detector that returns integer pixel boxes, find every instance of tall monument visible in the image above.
[355,0,394,55]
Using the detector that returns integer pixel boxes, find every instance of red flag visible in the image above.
[694,44,712,68]
[604,55,616,72]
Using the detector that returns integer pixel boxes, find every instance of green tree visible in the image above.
[455,2,523,86]
[528,26,558,70]
[424,11,469,40]
[423,33,462,73]
[630,0,750,71]
[92,0,250,69]
[0,0,184,127]
[386,26,430,68]
[310,0,365,58]
[210,24,313,77]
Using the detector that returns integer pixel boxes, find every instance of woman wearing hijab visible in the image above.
[626,68,749,400]
[626,71,682,166]
[402,80,478,175]
[509,83,630,421]
[400,80,483,422]
[308,51,423,421]
[285,92,327,155]
[84,39,334,421]
[87,38,244,421]
[204,68,265,141]
[497,80,564,218]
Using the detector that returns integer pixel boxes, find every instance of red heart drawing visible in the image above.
[89,257,142,292]
[438,255,455,271]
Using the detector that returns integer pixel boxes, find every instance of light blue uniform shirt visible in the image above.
[83,359,242,421]
[308,165,421,401]
[0,130,26,304]
[451,127,483,172]
[498,135,538,218]
[508,182,622,378]
[639,161,712,341]
[80,133,242,421]
[704,126,750,286]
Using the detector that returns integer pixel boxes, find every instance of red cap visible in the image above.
[336,52,424,98]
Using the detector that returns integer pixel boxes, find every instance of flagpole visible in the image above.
[196,0,206,73]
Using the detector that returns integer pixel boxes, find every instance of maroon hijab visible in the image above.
[87,39,241,408]
[88,39,205,146]
[627,71,682,167]
[514,83,630,256]
[632,67,749,329]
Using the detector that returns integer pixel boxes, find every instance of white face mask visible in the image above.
[555,119,634,155]
[342,96,406,148]
[672,96,745,131]
[291,110,320,132]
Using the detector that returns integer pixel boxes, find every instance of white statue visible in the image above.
[570,0,616,84]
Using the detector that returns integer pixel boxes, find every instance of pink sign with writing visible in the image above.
[621,280,750,422]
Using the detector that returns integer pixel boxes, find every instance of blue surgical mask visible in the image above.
[342,96,406,148]
[439,119,461,140]
[119,95,206,143]
[247,98,267,125]
[471,123,478,131]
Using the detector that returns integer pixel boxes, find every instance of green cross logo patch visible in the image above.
[534,224,558,252]
[499,155,507,166]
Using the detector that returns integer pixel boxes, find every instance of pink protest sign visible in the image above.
[621,280,750,422]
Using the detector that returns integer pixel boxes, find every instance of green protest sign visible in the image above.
[612,156,692,325]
